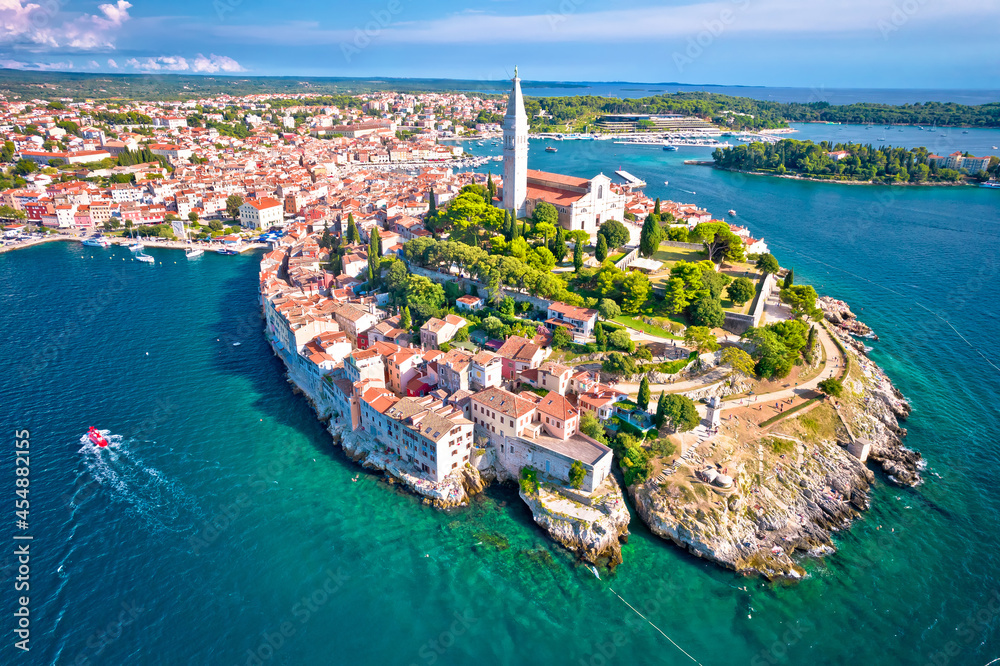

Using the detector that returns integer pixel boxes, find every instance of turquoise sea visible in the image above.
[2,132,1000,665]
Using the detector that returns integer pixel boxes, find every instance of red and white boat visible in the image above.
[87,427,109,448]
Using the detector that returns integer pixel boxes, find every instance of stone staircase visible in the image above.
[655,422,713,481]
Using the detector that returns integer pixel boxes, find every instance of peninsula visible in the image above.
[711,139,999,186]
[0,70,926,579]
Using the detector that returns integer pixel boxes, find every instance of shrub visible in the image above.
[519,466,539,495]
[569,460,586,489]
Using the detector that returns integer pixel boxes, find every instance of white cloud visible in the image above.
[0,58,73,71]
[87,59,99,68]
[124,53,245,73]
[0,0,132,50]
[107,58,118,68]
[191,53,244,73]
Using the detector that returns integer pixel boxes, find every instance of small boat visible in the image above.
[663,180,669,185]
[980,181,1000,189]
[136,253,155,263]
[216,247,238,255]
[728,209,737,217]
[129,242,144,252]
[662,144,678,151]
[82,237,110,248]
[185,248,204,259]
[993,146,998,150]
[962,130,969,134]
[87,427,109,448]
[545,146,558,153]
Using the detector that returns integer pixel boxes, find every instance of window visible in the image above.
[597,185,603,199]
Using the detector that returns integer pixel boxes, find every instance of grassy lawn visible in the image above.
[613,314,684,340]
[652,246,706,268]
[608,252,627,264]
[721,297,753,314]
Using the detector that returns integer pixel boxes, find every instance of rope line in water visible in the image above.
[608,587,703,665]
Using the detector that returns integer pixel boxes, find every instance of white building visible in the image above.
[239,197,284,229]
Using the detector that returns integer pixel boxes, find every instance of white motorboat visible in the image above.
[185,248,204,259]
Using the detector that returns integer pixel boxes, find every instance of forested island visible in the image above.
[712,139,1000,184]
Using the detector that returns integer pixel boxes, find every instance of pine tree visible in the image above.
[595,234,608,262]
[573,238,584,273]
[638,376,651,411]
[594,322,606,349]
[653,198,661,219]
[783,269,794,289]
[400,306,411,330]
[320,222,332,249]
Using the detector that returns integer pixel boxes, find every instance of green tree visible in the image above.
[720,347,756,380]
[690,295,725,328]
[0,205,26,220]
[551,325,572,349]
[573,238,585,273]
[602,352,638,376]
[783,269,794,289]
[319,223,333,250]
[533,201,559,227]
[225,194,244,220]
[400,306,412,330]
[818,378,844,398]
[684,325,720,355]
[620,271,650,315]
[664,277,690,315]
[661,394,700,432]
[637,376,651,410]
[187,211,199,226]
[780,285,822,319]
[595,234,608,262]
[598,219,629,250]
[755,253,780,275]
[727,276,755,305]
[607,329,635,353]
[368,230,380,284]
[551,225,567,263]
[654,391,668,428]
[14,159,37,176]
[346,213,359,244]
[594,322,607,349]
[208,220,224,232]
[580,410,607,444]
[568,460,586,489]
[639,214,662,258]
[598,298,621,321]
[486,172,497,204]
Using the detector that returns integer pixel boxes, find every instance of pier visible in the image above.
[615,170,647,188]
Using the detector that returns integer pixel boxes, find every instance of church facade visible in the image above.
[500,69,626,238]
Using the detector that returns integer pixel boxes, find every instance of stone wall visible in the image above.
[723,271,776,334]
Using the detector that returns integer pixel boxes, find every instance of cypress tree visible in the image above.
[655,391,667,429]
[638,376,651,410]
[428,190,436,217]
[347,213,358,244]
[552,226,567,263]
[653,197,661,219]
[783,269,794,289]
[400,306,412,330]
[573,238,584,273]
[595,234,608,262]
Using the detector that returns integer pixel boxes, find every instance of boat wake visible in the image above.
[75,434,203,533]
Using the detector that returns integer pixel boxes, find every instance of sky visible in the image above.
[0,0,998,89]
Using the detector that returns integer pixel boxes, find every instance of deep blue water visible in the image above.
[1,141,1000,666]
[481,82,1000,105]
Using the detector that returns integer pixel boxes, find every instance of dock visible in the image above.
[615,170,647,188]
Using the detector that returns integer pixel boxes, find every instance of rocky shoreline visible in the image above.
[624,300,922,580]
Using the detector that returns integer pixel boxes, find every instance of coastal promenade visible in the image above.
[0,232,267,255]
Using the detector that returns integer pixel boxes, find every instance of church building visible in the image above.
[500,68,626,238]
